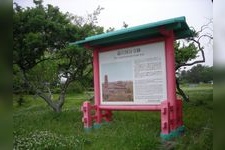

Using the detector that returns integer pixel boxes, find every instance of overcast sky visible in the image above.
[14,0,215,67]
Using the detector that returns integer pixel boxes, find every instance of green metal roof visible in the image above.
[71,16,193,47]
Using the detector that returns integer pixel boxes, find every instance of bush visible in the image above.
[66,82,84,94]
[17,96,25,106]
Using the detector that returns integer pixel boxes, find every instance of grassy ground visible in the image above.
[13,85,213,150]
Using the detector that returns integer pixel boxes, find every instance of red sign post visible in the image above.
[73,16,192,140]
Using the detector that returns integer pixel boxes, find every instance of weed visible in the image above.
[13,86,213,149]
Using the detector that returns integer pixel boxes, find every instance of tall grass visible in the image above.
[13,86,213,149]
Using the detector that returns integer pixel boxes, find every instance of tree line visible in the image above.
[179,64,213,84]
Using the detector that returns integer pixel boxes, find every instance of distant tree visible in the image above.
[123,21,128,28]
[180,64,213,84]
[106,27,115,33]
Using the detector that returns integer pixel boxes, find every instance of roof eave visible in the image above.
[71,16,193,47]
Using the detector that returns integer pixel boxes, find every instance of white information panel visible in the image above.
[99,42,167,105]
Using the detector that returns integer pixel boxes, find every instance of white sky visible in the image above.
[214,0,225,66]
[14,0,215,67]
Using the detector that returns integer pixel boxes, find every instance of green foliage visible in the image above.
[13,64,26,94]
[13,2,75,71]
[17,96,25,107]
[13,86,212,149]
[179,64,213,83]
[67,82,84,94]
[175,41,198,68]
[13,1,104,112]
[57,45,92,80]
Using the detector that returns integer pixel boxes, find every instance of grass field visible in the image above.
[13,85,213,150]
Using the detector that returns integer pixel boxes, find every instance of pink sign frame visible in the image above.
[81,29,184,140]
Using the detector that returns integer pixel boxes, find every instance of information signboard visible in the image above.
[77,17,191,139]
[99,42,167,105]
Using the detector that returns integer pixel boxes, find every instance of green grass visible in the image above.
[13,86,213,150]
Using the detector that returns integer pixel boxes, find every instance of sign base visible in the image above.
[160,125,185,140]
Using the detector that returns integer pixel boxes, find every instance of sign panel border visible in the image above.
[98,41,167,106]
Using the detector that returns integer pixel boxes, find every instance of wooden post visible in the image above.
[164,30,178,130]
[93,49,102,125]
[81,101,92,130]
[161,100,170,134]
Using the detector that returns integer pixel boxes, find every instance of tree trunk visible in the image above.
[36,79,70,113]
[36,90,60,112]
[20,67,71,113]
[55,90,67,113]
[176,78,189,102]
[54,104,62,113]
[38,93,65,113]
[37,91,65,113]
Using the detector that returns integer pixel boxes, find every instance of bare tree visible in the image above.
[176,19,213,102]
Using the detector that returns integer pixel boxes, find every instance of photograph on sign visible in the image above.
[99,42,167,105]
[101,61,133,102]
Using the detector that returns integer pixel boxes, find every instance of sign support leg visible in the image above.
[81,101,92,131]
[160,29,184,140]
